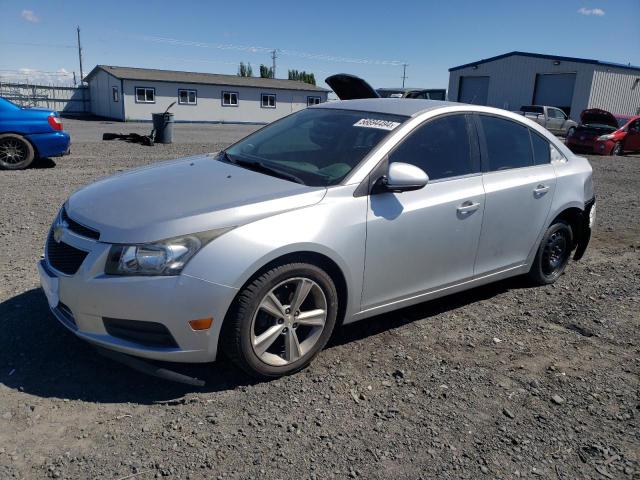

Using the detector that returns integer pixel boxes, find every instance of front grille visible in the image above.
[103,318,179,348]
[46,231,89,275]
[62,208,100,240]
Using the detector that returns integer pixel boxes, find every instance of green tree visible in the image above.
[288,69,316,85]
[238,62,253,77]
[259,64,273,78]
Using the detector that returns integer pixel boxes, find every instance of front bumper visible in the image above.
[26,131,71,158]
[566,136,596,154]
[37,227,238,363]
[593,140,615,156]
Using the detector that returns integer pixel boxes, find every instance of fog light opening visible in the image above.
[189,317,213,331]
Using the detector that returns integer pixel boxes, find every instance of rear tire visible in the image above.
[221,262,338,379]
[0,134,35,170]
[528,220,573,285]
[612,142,623,156]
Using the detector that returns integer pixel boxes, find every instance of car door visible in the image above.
[473,114,557,276]
[623,119,640,152]
[546,108,564,134]
[361,114,485,310]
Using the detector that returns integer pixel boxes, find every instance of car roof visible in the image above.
[313,98,458,117]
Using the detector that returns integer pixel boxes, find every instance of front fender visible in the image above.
[182,185,368,320]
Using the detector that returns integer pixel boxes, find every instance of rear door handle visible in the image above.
[534,184,550,196]
[457,201,480,214]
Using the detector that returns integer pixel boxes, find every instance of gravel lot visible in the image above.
[1,118,638,479]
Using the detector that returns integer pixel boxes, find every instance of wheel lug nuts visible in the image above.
[285,308,291,314]
[294,311,299,316]
[292,323,298,329]
[282,327,288,333]
[277,318,284,324]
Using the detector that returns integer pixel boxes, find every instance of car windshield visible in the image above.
[223,108,408,186]
[377,90,405,98]
[616,116,632,127]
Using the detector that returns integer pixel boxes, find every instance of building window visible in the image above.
[307,96,321,106]
[135,87,155,103]
[222,91,238,107]
[112,86,119,102]
[261,93,276,108]
[178,89,197,105]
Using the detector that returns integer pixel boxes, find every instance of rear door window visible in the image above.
[530,132,551,165]
[479,115,533,171]
[389,114,479,180]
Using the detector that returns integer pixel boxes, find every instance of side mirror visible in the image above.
[375,162,429,193]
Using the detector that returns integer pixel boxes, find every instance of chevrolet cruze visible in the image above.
[39,98,595,378]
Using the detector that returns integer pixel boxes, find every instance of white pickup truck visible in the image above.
[515,105,578,137]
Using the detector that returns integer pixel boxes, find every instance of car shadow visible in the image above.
[329,276,528,348]
[30,157,57,169]
[0,277,529,404]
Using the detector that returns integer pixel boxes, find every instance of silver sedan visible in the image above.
[38,98,595,378]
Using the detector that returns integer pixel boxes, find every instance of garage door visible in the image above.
[533,73,576,115]
[458,76,489,105]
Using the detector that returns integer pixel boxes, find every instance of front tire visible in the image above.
[612,142,623,156]
[221,263,338,379]
[0,134,35,170]
[528,221,573,285]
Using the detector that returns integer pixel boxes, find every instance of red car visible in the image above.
[566,108,640,155]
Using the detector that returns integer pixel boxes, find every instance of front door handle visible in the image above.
[534,184,550,196]
[457,201,480,215]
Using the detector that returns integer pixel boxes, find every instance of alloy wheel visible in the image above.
[250,277,327,366]
[0,138,28,166]
[612,143,622,156]
[541,230,569,276]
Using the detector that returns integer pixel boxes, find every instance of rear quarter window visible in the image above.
[531,132,551,165]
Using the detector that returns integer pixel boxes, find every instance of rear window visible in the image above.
[480,115,533,171]
[521,106,543,114]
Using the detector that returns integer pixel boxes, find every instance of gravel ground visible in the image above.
[0,119,638,479]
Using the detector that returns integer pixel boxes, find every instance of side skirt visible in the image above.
[347,264,527,324]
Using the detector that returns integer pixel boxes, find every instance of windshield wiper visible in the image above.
[219,151,305,185]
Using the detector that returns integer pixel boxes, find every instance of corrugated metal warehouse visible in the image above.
[448,51,640,119]
[85,65,329,123]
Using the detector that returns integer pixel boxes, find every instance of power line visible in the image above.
[1,42,76,49]
[123,33,405,67]
[0,69,73,76]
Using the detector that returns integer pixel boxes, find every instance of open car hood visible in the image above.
[580,108,618,128]
[325,74,379,100]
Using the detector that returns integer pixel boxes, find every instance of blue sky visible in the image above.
[1,0,639,89]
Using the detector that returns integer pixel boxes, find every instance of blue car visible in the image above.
[0,96,70,170]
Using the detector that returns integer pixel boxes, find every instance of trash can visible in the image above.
[152,112,174,144]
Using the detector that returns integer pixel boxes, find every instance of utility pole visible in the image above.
[76,26,84,84]
[271,49,277,79]
[401,63,408,88]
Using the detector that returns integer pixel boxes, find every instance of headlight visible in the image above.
[597,134,614,141]
[105,228,233,276]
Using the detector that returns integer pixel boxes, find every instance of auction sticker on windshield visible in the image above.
[353,118,401,131]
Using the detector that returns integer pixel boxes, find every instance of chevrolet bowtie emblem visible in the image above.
[53,221,68,243]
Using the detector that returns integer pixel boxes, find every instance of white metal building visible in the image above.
[448,52,640,119]
[85,65,329,123]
